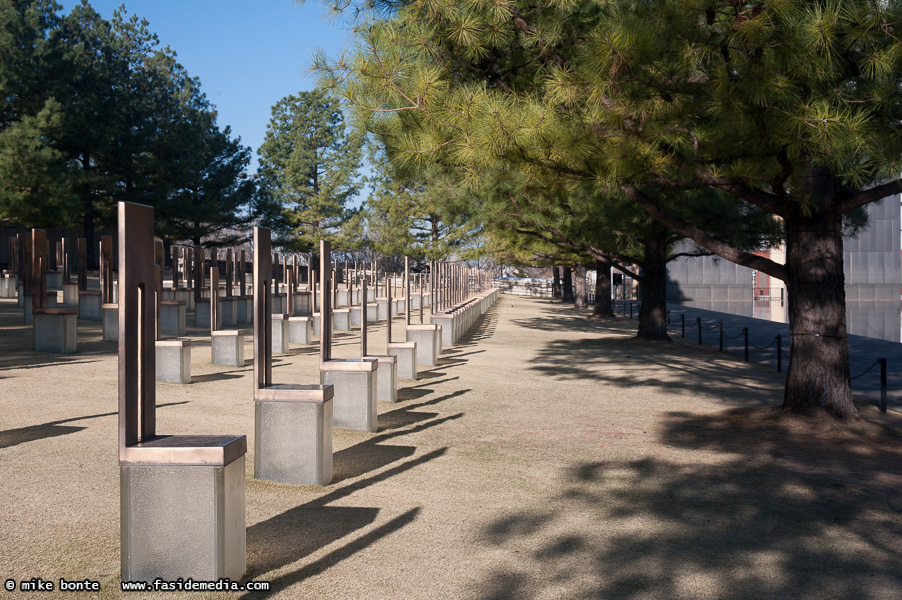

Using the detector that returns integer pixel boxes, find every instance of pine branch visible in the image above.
[840,179,902,214]
[621,183,787,281]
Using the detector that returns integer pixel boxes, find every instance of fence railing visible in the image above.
[613,301,889,413]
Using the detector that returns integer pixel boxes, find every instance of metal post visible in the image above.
[32,229,47,310]
[118,201,156,451]
[386,267,393,346]
[418,273,424,324]
[360,275,367,358]
[681,313,685,338]
[719,321,723,352]
[405,256,411,326]
[879,358,887,413]
[743,327,749,361]
[320,242,332,364]
[77,238,87,291]
[253,228,273,389]
[697,317,702,344]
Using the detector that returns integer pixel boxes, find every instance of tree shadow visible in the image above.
[473,409,902,599]
[527,334,783,408]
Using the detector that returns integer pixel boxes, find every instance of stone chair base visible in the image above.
[320,359,379,432]
[160,301,187,337]
[333,308,351,331]
[255,385,334,485]
[387,342,417,380]
[289,316,313,345]
[406,325,440,366]
[120,435,246,582]
[211,330,245,367]
[102,304,118,342]
[33,307,78,353]
[62,282,79,306]
[367,354,398,403]
[78,291,102,321]
[271,314,289,354]
[155,339,192,383]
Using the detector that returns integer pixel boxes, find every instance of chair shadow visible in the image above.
[332,444,417,483]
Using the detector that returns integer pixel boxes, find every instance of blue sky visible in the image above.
[59,0,354,173]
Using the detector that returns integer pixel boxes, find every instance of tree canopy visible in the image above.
[310,0,902,418]
[0,0,255,261]
[257,88,364,252]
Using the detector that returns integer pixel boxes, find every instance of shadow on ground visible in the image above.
[0,401,189,449]
[521,310,783,408]
[473,409,902,600]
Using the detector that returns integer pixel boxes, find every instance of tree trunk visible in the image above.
[591,260,614,318]
[551,266,562,299]
[782,170,856,418]
[562,267,574,302]
[573,266,588,308]
[636,222,670,341]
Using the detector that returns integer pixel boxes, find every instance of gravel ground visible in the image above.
[1,293,901,600]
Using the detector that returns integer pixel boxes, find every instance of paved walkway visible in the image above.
[2,294,902,599]
[614,301,901,410]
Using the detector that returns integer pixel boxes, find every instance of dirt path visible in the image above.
[1,294,901,599]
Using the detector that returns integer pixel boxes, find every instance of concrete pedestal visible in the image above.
[313,313,321,337]
[432,314,455,347]
[102,304,118,342]
[172,289,193,312]
[333,308,351,331]
[78,291,102,321]
[376,298,389,320]
[337,289,350,307]
[236,296,252,324]
[350,306,363,328]
[366,303,378,323]
[155,339,191,383]
[33,308,78,353]
[47,271,62,290]
[320,359,379,432]
[406,325,439,366]
[1,273,17,298]
[271,293,286,315]
[289,316,312,345]
[195,299,211,329]
[120,437,246,582]
[63,282,78,306]
[160,301,187,337]
[271,314,289,354]
[367,354,398,403]
[211,330,245,367]
[387,341,417,380]
[293,291,312,316]
[220,298,237,328]
[254,385,334,485]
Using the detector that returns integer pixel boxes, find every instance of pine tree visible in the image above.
[314,0,902,419]
[258,88,363,252]
[366,145,479,261]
